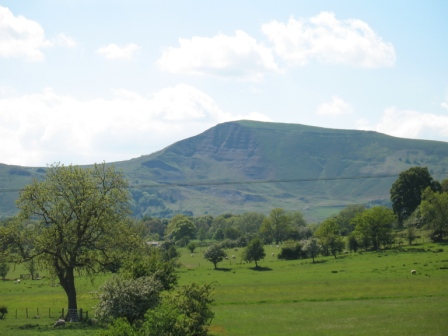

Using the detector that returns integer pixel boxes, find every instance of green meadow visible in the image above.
[0,241,447,335]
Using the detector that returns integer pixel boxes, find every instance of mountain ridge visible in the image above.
[1,120,448,221]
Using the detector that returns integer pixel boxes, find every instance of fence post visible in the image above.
[15,309,17,319]
[49,307,50,318]
[79,309,83,322]
[62,308,64,319]
[37,307,39,317]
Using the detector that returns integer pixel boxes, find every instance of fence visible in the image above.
[13,307,89,321]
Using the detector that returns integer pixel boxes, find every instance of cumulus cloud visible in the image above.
[262,12,396,68]
[0,85,270,166]
[316,96,353,116]
[158,30,279,81]
[357,107,448,141]
[96,43,140,60]
[0,6,76,61]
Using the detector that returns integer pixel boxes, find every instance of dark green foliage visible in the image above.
[142,283,214,336]
[121,247,179,291]
[242,237,266,267]
[204,244,227,269]
[278,241,303,260]
[0,306,7,319]
[187,242,196,253]
[390,167,441,225]
[213,228,224,241]
[0,262,10,280]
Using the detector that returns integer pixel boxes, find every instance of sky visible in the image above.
[1,0,448,167]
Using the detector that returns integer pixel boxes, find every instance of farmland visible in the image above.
[0,238,447,335]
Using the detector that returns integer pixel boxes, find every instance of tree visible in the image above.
[204,244,227,269]
[165,215,196,245]
[333,204,366,235]
[187,242,196,253]
[390,167,441,225]
[260,208,290,244]
[242,237,265,268]
[301,238,321,263]
[314,218,344,258]
[4,163,137,321]
[0,262,10,280]
[142,283,214,336]
[420,187,448,241]
[96,275,162,324]
[352,206,396,250]
[24,258,39,280]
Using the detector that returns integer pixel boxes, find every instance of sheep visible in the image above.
[231,255,236,259]
[234,248,238,251]
[14,279,20,284]
[271,253,275,257]
[191,254,194,257]
[54,319,66,328]
[411,270,416,275]
[276,245,279,248]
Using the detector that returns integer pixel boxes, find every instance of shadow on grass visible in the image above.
[312,260,328,264]
[215,267,232,272]
[249,266,272,271]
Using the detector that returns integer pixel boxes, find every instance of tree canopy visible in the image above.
[242,237,265,267]
[3,163,139,320]
[390,167,441,225]
[420,187,448,241]
[204,244,227,270]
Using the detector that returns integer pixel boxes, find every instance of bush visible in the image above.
[0,306,8,319]
[96,275,162,324]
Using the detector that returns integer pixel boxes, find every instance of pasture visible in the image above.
[0,242,447,335]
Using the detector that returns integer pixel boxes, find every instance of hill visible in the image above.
[2,120,448,221]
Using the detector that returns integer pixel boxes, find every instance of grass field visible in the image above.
[0,241,447,335]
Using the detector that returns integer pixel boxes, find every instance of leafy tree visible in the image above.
[347,232,359,252]
[24,258,38,280]
[121,247,179,291]
[187,242,196,253]
[333,204,366,235]
[260,208,290,244]
[301,238,321,263]
[277,240,303,260]
[142,283,214,336]
[242,237,265,268]
[96,275,162,324]
[213,228,225,241]
[234,212,265,235]
[420,187,448,241]
[390,167,441,225]
[197,228,207,243]
[314,218,344,258]
[99,318,137,336]
[352,206,396,250]
[165,215,196,244]
[3,163,137,320]
[224,226,242,240]
[406,226,417,245]
[204,244,227,269]
[0,262,10,280]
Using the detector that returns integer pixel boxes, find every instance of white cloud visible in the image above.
[158,30,279,81]
[262,12,396,68]
[357,107,448,141]
[0,85,270,166]
[96,43,140,60]
[316,96,353,116]
[0,6,76,61]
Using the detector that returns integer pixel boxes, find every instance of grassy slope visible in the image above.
[1,238,447,335]
[2,120,448,221]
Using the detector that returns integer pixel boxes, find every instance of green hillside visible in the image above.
[2,120,448,221]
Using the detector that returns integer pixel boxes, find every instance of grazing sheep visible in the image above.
[271,253,275,257]
[234,248,238,251]
[411,270,416,275]
[225,257,229,260]
[14,279,20,284]
[276,245,279,248]
[54,319,66,328]
[231,255,236,259]
[191,254,194,257]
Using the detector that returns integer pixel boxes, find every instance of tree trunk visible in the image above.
[58,267,79,322]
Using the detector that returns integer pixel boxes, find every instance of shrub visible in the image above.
[0,306,8,319]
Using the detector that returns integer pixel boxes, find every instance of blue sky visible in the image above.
[1,0,447,166]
